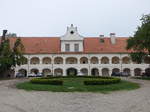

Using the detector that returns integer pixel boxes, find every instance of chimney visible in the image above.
[99,35,104,38]
[2,30,7,41]
[110,33,116,44]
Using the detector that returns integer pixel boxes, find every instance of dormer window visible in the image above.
[70,31,74,35]
[100,39,104,43]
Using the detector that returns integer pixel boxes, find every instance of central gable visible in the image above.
[60,24,84,52]
[61,24,83,40]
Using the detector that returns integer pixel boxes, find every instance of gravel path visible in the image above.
[0,78,150,112]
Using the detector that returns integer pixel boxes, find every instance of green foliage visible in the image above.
[45,75,114,79]
[130,52,146,64]
[0,36,25,77]
[6,33,17,37]
[126,14,150,63]
[30,78,63,85]
[84,77,121,85]
[11,38,26,66]
[17,77,140,93]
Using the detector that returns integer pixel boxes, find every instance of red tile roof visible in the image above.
[84,37,131,53]
[8,37,60,54]
[4,37,131,54]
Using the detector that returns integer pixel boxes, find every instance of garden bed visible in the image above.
[17,76,139,93]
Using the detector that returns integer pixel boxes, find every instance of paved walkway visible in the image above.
[0,78,150,112]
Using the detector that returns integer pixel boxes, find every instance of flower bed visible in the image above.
[17,77,139,93]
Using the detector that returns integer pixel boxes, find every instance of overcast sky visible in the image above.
[0,0,150,37]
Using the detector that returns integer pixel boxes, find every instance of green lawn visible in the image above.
[17,77,140,93]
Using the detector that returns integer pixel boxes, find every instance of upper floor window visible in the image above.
[74,44,79,52]
[65,44,70,52]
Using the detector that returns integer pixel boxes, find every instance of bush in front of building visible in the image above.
[30,78,63,85]
[84,77,121,85]
[45,75,114,79]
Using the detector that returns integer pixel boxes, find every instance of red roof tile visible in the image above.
[8,37,60,54]
[84,37,131,53]
[5,37,131,54]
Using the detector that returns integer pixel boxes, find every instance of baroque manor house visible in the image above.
[8,25,150,77]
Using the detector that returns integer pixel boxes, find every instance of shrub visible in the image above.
[84,77,121,85]
[30,78,63,85]
[45,75,114,79]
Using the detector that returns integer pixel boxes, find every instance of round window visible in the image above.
[70,31,74,34]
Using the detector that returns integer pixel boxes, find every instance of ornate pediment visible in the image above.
[61,24,83,41]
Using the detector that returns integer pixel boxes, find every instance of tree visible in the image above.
[6,33,17,37]
[0,30,25,78]
[126,14,150,64]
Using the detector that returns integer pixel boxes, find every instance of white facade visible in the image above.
[61,24,83,52]
[15,25,150,77]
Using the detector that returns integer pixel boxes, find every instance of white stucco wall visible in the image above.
[60,24,83,52]
[15,53,150,77]
[61,40,83,52]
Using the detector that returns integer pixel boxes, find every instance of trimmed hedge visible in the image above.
[84,78,121,85]
[30,76,120,86]
[30,78,63,85]
[45,75,115,79]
